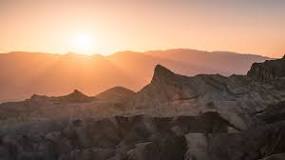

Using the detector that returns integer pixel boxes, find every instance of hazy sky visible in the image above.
[0,0,285,57]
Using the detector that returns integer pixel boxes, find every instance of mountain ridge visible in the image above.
[0,55,285,160]
[0,49,271,102]
[128,57,285,129]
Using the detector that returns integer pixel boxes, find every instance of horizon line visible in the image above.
[0,48,275,58]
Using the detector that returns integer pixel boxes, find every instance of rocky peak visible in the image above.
[68,89,85,97]
[65,89,90,100]
[151,64,176,83]
[247,56,285,81]
[54,89,95,103]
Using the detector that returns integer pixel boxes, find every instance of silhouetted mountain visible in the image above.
[0,49,269,102]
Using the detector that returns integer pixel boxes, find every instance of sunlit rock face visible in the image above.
[0,56,285,160]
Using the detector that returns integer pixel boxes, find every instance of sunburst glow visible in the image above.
[70,33,95,55]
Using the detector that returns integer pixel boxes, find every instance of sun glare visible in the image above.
[70,33,95,55]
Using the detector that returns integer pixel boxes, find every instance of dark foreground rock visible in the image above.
[0,111,285,160]
[0,112,229,160]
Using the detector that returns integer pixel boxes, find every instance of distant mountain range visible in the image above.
[0,49,270,102]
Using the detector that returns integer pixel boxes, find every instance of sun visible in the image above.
[70,33,95,55]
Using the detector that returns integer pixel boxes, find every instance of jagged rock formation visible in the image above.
[247,55,285,81]
[129,62,285,129]
[0,56,285,160]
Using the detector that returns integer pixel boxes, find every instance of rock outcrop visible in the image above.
[129,62,285,129]
[247,55,285,81]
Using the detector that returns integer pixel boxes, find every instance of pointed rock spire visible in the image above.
[151,64,176,83]
[55,89,94,103]
[67,89,88,98]
[70,89,83,95]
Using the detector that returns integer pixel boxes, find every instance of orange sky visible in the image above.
[0,0,285,58]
